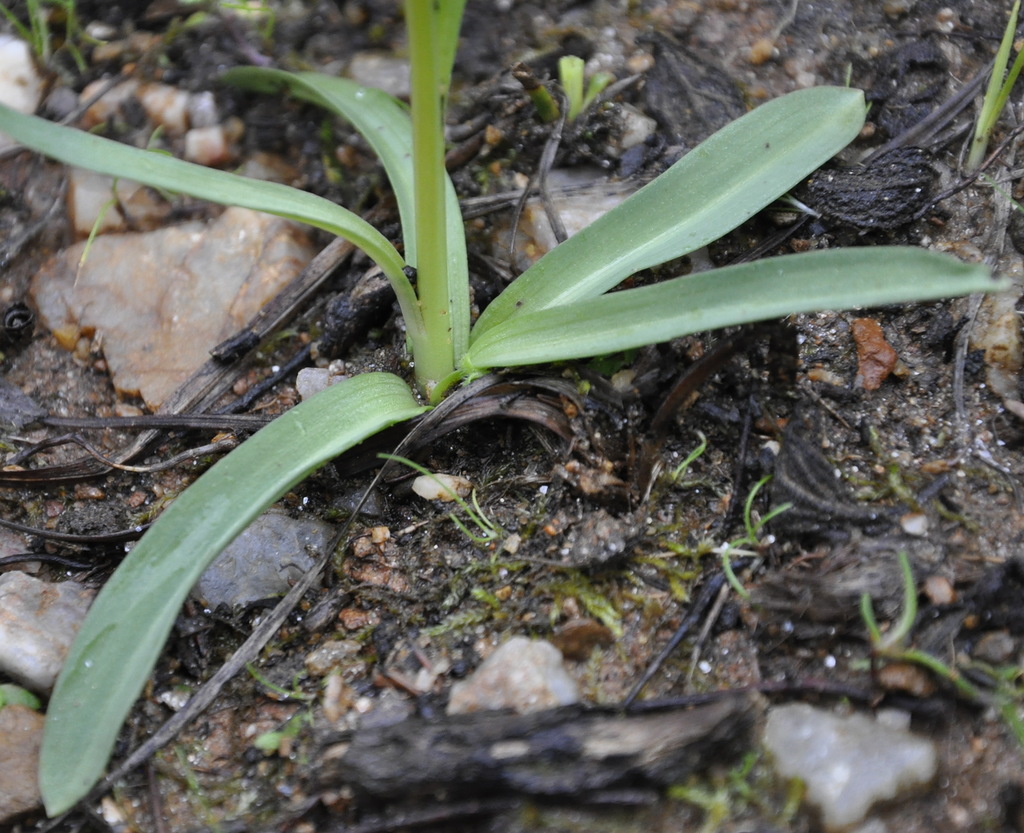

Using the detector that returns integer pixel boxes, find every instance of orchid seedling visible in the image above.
[0,0,1003,815]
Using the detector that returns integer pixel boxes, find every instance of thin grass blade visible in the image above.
[463,247,1003,369]
[471,86,868,338]
[38,373,426,816]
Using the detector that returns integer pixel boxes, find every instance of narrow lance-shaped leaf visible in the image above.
[221,69,425,262]
[471,86,868,338]
[0,103,426,344]
[463,247,1004,370]
[39,373,427,816]
[225,40,471,372]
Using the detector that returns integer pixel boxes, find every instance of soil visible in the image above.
[3,1,1024,832]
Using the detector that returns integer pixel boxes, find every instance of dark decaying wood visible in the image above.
[316,694,760,801]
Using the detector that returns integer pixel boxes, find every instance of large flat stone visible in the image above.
[31,207,315,409]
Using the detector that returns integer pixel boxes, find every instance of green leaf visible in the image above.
[222,64,470,371]
[39,373,426,816]
[472,86,868,338]
[434,0,469,99]
[463,247,1003,369]
[0,683,41,711]
[0,103,422,338]
[221,69,420,260]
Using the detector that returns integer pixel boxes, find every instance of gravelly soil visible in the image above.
[3,1,1024,831]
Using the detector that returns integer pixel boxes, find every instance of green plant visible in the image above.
[558,55,614,122]
[668,751,801,833]
[0,0,1003,815]
[860,551,1024,745]
[719,475,791,600]
[0,683,42,710]
[967,0,1024,170]
[0,0,87,70]
[380,452,504,545]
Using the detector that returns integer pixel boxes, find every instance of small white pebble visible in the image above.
[137,83,191,134]
[184,124,233,166]
[412,473,472,502]
[899,512,929,536]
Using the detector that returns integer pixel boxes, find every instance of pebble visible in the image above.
[764,703,937,831]
[0,35,43,153]
[304,639,362,677]
[411,472,473,502]
[0,572,94,693]
[296,362,348,400]
[0,704,44,824]
[194,511,333,608]
[851,317,898,391]
[63,168,180,235]
[971,289,1024,402]
[447,637,580,715]
[31,206,316,409]
[79,78,140,128]
[898,512,929,537]
[345,53,410,98]
[186,116,245,167]
[972,630,1016,665]
[136,82,191,135]
[509,170,634,268]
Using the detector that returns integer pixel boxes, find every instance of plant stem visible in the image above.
[967,0,1021,170]
[406,0,454,398]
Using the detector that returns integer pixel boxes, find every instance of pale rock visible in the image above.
[31,207,316,409]
[0,705,44,823]
[616,104,657,150]
[66,167,171,237]
[187,90,220,129]
[184,118,244,167]
[296,363,348,401]
[194,511,333,608]
[0,572,94,693]
[0,35,44,152]
[764,703,937,831]
[447,637,580,715]
[305,639,362,676]
[79,78,140,129]
[136,82,191,135]
[78,77,140,128]
[510,169,634,268]
[971,288,1024,402]
[346,53,410,98]
[184,125,232,166]
[411,472,473,502]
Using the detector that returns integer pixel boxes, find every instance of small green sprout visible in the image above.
[244,663,316,702]
[558,55,614,122]
[669,751,798,833]
[719,475,791,600]
[859,549,918,654]
[859,551,1024,746]
[670,431,708,484]
[252,710,312,755]
[0,0,87,71]
[513,55,614,123]
[967,0,1024,170]
[0,683,42,710]
[512,61,561,123]
[379,452,504,545]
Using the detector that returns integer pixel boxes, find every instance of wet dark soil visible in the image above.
[3,1,1024,832]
